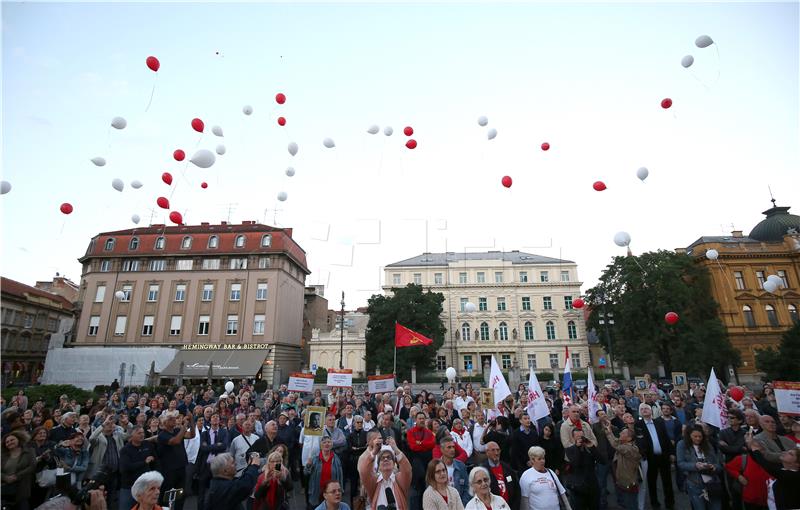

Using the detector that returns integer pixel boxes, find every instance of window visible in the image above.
[568,321,578,339]
[765,305,779,327]
[100,260,112,272]
[479,297,488,311]
[434,273,443,285]
[120,285,132,302]
[253,314,265,335]
[743,306,755,327]
[564,296,574,310]
[497,297,506,311]
[477,272,486,283]
[437,356,447,371]
[261,235,271,247]
[480,322,490,341]
[527,354,537,370]
[734,271,745,290]
[176,259,193,271]
[129,237,139,250]
[169,316,182,336]
[459,272,467,284]
[114,316,127,336]
[494,272,503,283]
[202,258,220,270]
[756,271,766,289]
[540,271,549,283]
[230,283,241,301]
[392,274,401,285]
[174,284,186,302]
[546,321,556,340]
[147,285,159,302]
[154,237,165,250]
[501,354,512,369]
[521,297,531,311]
[499,322,508,341]
[258,257,270,269]
[198,315,210,335]
[141,316,154,336]
[104,238,115,251]
[460,298,468,312]
[413,273,422,285]
[543,296,552,310]
[461,323,471,341]
[561,271,570,282]
[256,283,268,300]
[463,355,474,371]
[519,271,528,283]
[777,270,788,288]
[226,315,239,335]
[208,236,219,249]
[235,235,245,248]
[94,285,106,302]
[789,304,798,324]
[149,259,166,271]
[122,260,140,272]
[88,316,100,336]
[229,258,247,270]
[549,353,559,369]
[571,353,581,368]
[202,284,213,301]
[524,321,534,340]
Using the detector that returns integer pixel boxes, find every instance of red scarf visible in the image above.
[570,418,583,430]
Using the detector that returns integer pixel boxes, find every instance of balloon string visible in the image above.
[145,74,158,112]
[713,45,721,86]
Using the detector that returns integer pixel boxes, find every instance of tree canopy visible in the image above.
[365,284,446,379]
[755,321,800,381]
[585,250,739,380]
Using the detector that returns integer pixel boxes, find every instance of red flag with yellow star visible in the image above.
[395,323,433,348]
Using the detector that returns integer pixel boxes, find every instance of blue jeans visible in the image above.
[686,481,722,510]
[596,462,611,510]
[619,490,638,510]
[119,488,135,510]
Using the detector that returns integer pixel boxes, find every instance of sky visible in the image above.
[2,1,799,308]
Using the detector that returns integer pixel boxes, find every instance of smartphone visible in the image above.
[275,462,282,471]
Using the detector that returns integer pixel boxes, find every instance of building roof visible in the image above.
[749,203,800,242]
[1,276,74,311]
[385,251,574,267]
[686,235,760,250]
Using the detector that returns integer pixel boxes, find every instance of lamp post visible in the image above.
[598,295,615,377]
[339,291,345,370]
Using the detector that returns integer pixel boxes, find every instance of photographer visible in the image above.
[155,410,195,510]
[206,452,260,509]
[563,428,603,510]
[252,451,293,510]
[88,415,125,508]
[358,437,411,510]
[119,426,158,510]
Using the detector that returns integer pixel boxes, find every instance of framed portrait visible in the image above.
[304,406,326,436]
[480,388,495,409]
[672,372,688,390]
[635,377,648,394]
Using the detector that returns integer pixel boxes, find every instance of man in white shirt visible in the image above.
[471,412,488,464]
[183,415,205,499]
[228,418,258,476]
[454,388,475,414]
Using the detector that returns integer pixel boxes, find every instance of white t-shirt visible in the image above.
[519,468,565,510]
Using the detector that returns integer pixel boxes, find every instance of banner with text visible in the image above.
[326,368,353,388]
[368,374,395,393]
[774,381,800,416]
[288,372,315,392]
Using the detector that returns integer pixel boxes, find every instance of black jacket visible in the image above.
[206,464,259,508]
[119,441,158,488]
[480,460,520,510]
[196,427,230,479]
[718,426,748,462]
[634,418,673,459]
[510,427,540,472]
[564,444,604,492]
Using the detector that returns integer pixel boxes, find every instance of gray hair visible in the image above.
[468,466,490,496]
[131,471,164,501]
[528,446,546,460]
[61,412,77,424]
[210,453,233,477]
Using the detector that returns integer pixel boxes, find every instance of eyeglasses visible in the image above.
[472,478,490,485]
[326,489,342,494]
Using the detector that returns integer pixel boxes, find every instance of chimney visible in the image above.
[221,221,228,226]
[732,230,743,238]
[201,222,209,227]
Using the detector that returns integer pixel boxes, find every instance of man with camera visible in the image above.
[205,451,261,509]
[155,410,195,510]
[88,414,126,509]
[229,418,259,476]
[358,436,411,510]
[119,426,157,510]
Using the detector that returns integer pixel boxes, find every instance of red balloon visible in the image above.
[277,117,286,126]
[572,298,585,309]
[405,139,417,149]
[501,176,512,188]
[201,182,208,189]
[173,149,185,161]
[661,98,673,109]
[169,211,183,225]
[191,118,204,133]
[275,93,286,104]
[59,203,73,215]
[541,142,550,151]
[146,56,160,72]
[161,172,173,185]
[729,387,745,402]
[593,181,607,191]
[404,126,414,136]
[665,311,679,325]
[157,197,170,209]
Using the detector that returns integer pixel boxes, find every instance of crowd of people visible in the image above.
[0,376,798,510]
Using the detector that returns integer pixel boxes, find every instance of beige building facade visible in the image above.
[308,310,369,378]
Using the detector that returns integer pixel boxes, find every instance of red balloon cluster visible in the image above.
[191,118,204,133]
[501,176,513,188]
[541,142,550,151]
[277,117,286,126]
[60,203,73,215]
[593,181,607,192]
[157,197,170,209]
[169,211,183,225]
[572,298,585,309]
[275,93,286,104]
[173,150,185,162]
[664,311,680,325]
[729,386,745,402]
[146,56,160,72]
[201,182,208,189]
[406,139,417,150]
[162,172,173,185]
[661,98,673,109]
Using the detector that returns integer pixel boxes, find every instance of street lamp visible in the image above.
[598,302,615,377]
[339,291,345,369]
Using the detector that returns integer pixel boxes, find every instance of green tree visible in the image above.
[365,284,446,379]
[755,322,800,381]
[585,250,739,380]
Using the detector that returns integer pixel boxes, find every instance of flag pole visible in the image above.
[393,321,397,380]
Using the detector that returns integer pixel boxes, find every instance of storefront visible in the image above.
[159,343,272,383]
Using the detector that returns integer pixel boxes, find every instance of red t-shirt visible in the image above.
[319,452,334,494]
[489,464,508,501]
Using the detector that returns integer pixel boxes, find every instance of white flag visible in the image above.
[701,368,728,429]
[526,369,550,422]
[587,366,599,424]
[489,356,512,405]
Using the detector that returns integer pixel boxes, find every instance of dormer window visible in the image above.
[181,236,192,249]
[235,235,246,248]
[208,236,219,249]
[154,237,165,250]
[104,238,115,251]
[129,237,139,250]
[261,234,271,247]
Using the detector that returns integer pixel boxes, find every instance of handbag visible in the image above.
[704,476,724,498]
[36,468,58,488]
[547,469,573,510]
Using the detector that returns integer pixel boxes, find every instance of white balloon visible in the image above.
[681,55,695,68]
[477,116,488,126]
[445,367,457,382]
[114,290,125,300]
[614,231,631,247]
[285,167,296,177]
[111,116,127,129]
[277,191,288,201]
[706,249,719,260]
[763,279,779,294]
[131,214,141,224]
[211,125,224,137]
[636,167,649,181]
[695,35,714,48]
[323,137,335,148]
[225,381,234,393]
[111,178,124,192]
[0,181,11,195]
[215,144,226,155]
[288,142,298,156]
[367,125,379,134]
[767,274,782,284]
[464,302,477,313]
[487,128,497,140]
[91,157,107,167]
[242,105,253,115]
[190,149,216,168]
[130,180,143,189]
[383,126,393,136]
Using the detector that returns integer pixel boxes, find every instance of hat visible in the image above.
[384,405,393,412]
[279,412,289,418]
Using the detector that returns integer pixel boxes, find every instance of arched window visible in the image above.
[743,305,756,328]
[765,305,779,327]
[788,304,798,324]
[567,320,578,339]
[181,236,192,249]
[129,237,139,250]
[104,238,115,251]
[208,236,219,249]
[524,321,534,340]
[546,321,556,340]
[461,323,471,341]
[154,237,165,250]
[235,235,246,248]
[480,322,490,341]
[261,234,271,247]
[499,322,508,341]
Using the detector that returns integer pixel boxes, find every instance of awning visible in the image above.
[160,349,269,378]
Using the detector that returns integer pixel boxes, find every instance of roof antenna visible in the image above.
[768,185,776,208]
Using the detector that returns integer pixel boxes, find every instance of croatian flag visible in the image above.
[562,346,573,406]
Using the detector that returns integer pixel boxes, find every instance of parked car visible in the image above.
[573,379,588,391]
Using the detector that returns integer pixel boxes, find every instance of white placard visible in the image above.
[368,374,395,393]
[774,381,800,416]
[288,373,315,392]
[326,368,353,388]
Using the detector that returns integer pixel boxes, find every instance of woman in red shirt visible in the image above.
[725,453,771,509]
[253,451,293,510]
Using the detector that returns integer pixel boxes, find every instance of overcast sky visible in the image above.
[2,1,798,308]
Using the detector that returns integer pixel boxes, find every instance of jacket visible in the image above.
[305,451,343,505]
[750,449,800,510]
[450,428,474,458]
[604,430,642,489]
[55,446,89,484]
[724,454,769,507]
[753,431,795,465]
[1,447,35,503]
[444,459,470,506]
[676,439,723,488]
[357,450,411,510]
[480,460,520,510]
[559,419,597,452]
[119,440,157,488]
[634,418,673,459]
[718,425,748,462]
[206,464,259,508]
[88,425,126,478]
[510,427,539,472]
[564,444,604,491]
[464,493,511,510]
[252,470,293,510]
[196,427,230,480]
[422,485,465,510]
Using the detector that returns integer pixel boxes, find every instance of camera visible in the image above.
[275,462,281,471]
[249,452,260,460]
[58,465,113,507]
